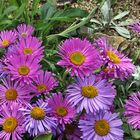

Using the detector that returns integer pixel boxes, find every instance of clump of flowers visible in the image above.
[0,23,137,140]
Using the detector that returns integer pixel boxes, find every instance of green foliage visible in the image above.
[86,0,131,38]
[34,133,52,140]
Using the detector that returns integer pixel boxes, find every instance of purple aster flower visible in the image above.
[66,75,116,113]
[0,103,25,140]
[57,38,102,78]
[124,92,140,129]
[79,110,124,140]
[14,37,44,61]
[30,70,58,95]
[94,37,135,80]
[6,54,41,84]
[0,76,32,105]
[0,30,17,48]
[129,21,140,35]
[20,99,57,136]
[16,24,34,38]
[48,93,76,125]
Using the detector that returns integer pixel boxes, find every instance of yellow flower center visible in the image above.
[37,84,46,92]
[23,48,33,55]
[3,117,18,133]
[56,107,68,117]
[82,85,98,98]
[21,33,27,37]
[106,51,120,64]
[70,52,85,66]
[94,119,110,136]
[1,39,10,47]
[18,66,30,76]
[5,88,18,101]
[31,107,45,120]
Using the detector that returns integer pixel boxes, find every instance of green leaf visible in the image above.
[58,8,88,18]
[122,123,130,134]
[40,2,56,20]
[113,11,129,20]
[112,26,131,38]
[32,0,40,15]
[0,20,12,26]
[15,3,26,19]
[49,8,88,22]
[100,0,111,23]
[131,130,140,139]
[90,19,102,25]
[118,19,133,26]
[2,5,18,17]
[34,133,52,140]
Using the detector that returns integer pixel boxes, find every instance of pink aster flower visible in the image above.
[14,37,44,61]
[129,21,140,35]
[57,38,102,78]
[16,24,34,38]
[5,37,44,62]
[20,99,57,136]
[124,92,140,129]
[30,70,58,95]
[66,75,116,113]
[79,110,124,140]
[94,37,135,80]
[48,93,76,125]
[6,54,41,84]
[0,30,17,48]
[0,103,25,140]
[0,76,32,105]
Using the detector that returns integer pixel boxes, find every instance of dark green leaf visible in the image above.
[2,6,18,17]
[15,3,26,19]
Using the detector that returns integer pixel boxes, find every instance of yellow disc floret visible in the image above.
[70,52,85,66]
[37,84,46,92]
[82,85,98,98]
[23,48,33,55]
[1,39,10,47]
[5,88,17,100]
[94,119,110,136]
[56,107,68,117]
[107,51,120,64]
[3,117,18,133]
[31,107,45,120]
[18,66,30,76]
